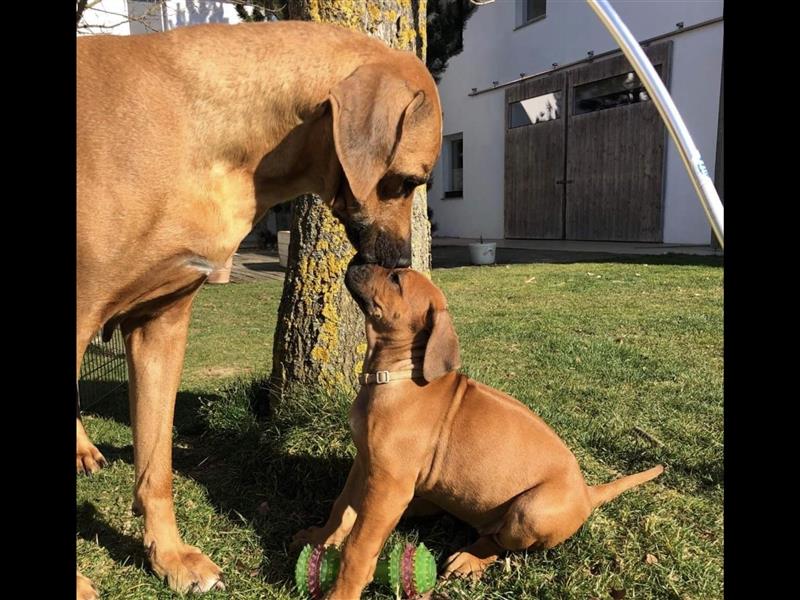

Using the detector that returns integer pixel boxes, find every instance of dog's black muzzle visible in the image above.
[342,220,411,269]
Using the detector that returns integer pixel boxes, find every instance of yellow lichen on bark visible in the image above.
[367,3,382,22]
[418,0,427,58]
[299,209,355,392]
[307,0,320,21]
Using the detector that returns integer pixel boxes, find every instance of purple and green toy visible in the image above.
[295,542,437,599]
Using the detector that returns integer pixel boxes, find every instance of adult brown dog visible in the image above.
[77,21,441,598]
[292,264,663,598]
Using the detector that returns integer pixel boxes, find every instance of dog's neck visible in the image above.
[172,27,382,215]
[364,338,426,375]
[361,328,429,387]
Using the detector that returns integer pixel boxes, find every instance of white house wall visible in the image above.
[161,1,242,30]
[660,23,723,244]
[429,0,724,244]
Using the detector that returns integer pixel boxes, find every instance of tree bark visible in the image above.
[76,0,89,26]
[268,0,431,401]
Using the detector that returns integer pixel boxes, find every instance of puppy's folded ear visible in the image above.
[423,308,461,382]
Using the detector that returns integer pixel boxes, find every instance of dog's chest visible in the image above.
[348,391,406,456]
[348,394,370,452]
[184,163,262,261]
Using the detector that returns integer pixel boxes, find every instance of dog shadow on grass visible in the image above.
[79,378,476,587]
[76,502,149,571]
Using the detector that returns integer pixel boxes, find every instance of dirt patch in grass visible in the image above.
[201,366,253,379]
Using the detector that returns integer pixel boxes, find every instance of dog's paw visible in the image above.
[77,441,107,475]
[442,549,494,582]
[148,542,224,594]
[76,571,99,600]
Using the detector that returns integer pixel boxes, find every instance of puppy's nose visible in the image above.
[395,255,411,268]
[349,263,372,281]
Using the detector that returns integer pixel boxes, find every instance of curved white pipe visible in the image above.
[586,0,724,248]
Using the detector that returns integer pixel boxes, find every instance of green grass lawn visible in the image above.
[77,256,723,599]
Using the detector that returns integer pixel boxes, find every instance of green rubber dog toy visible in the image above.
[295,542,436,598]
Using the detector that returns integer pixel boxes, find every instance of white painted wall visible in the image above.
[429,0,724,245]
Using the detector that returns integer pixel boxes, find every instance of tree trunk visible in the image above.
[268,0,431,402]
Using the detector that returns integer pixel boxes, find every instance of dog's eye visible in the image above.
[401,178,420,196]
[380,174,428,200]
[389,271,401,286]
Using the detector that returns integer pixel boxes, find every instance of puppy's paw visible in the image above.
[442,549,495,582]
[76,571,99,600]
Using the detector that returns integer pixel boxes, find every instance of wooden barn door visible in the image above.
[504,72,567,239]
[565,42,672,241]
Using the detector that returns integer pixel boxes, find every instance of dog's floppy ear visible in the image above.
[423,308,461,382]
[328,64,426,202]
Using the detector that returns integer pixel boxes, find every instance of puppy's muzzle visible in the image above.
[345,259,377,313]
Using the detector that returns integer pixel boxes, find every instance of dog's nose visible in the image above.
[395,255,411,268]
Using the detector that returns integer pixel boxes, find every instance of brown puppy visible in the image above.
[293,264,663,598]
[77,21,441,597]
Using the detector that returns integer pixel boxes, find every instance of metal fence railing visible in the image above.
[78,326,128,410]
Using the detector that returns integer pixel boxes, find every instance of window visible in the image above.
[525,0,547,23]
[444,134,463,198]
[516,0,546,28]
[573,66,662,115]
[509,91,562,128]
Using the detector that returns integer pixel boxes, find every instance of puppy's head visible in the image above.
[345,262,460,382]
[325,53,442,268]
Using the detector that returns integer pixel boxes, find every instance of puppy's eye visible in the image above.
[389,271,401,286]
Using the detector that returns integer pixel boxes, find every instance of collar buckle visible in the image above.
[375,370,390,384]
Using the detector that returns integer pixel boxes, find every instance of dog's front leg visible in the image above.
[123,290,224,594]
[77,415,107,474]
[77,335,107,475]
[327,471,415,599]
[293,457,366,549]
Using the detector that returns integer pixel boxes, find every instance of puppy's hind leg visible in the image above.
[496,482,592,553]
[444,482,592,581]
[77,571,99,600]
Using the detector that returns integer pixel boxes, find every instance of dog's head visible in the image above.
[345,263,460,382]
[325,53,442,268]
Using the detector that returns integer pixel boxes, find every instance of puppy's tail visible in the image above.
[588,465,664,509]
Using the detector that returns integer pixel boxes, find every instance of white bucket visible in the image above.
[468,242,497,265]
[277,230,291,267]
